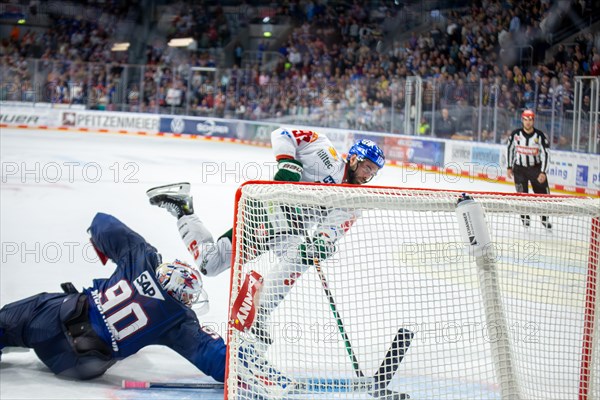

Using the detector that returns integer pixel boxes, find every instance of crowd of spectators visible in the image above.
[177,0,599,142]
[164,1,231,50]
[1,0,599,145]
[1,0,139,107]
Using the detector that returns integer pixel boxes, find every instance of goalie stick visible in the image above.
[122,380,224,390]
[122,377,373,392]
[314,263,413,399]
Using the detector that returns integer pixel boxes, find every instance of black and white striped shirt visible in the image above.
[507,128,550,172]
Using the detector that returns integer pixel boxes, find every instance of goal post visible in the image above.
[581,216,600,400]
[224,182,600,399]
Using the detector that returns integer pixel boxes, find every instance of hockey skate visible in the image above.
[147,182,194,219]
[238,341,294,399]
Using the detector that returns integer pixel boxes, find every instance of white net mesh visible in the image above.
[226,183,600,400]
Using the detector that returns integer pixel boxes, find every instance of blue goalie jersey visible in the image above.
[83,213,225,381]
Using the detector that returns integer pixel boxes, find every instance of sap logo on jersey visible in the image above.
[134,271,165,300]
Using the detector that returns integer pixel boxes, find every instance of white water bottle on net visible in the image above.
[225,182,600,400]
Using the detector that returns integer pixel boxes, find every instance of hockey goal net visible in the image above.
[225,182,600,399]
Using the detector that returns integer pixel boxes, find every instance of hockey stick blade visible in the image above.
[294,377,408,399]
[373,388,410,399]
[292,377,374,393]
[371,328,414,399]
[296,378,408,399]
[122,380,224,390]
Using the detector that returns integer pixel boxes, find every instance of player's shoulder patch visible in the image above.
[279,129,292,139]
[133,270,165,301]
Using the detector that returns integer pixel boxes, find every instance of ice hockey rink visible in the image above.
[0,127,547,400]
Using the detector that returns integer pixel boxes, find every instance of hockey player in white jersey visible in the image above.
[148,128,385,345]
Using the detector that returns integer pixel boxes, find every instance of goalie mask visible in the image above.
[156,260,208,312]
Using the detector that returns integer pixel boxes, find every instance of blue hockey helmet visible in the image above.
[347,139,385,169]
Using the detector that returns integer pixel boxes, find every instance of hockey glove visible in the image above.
[90,239,109,265]
[299,233,336,265]
[274,159,303,182]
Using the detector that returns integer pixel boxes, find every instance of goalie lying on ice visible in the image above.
[0,213,225,381]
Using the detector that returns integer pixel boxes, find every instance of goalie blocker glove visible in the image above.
[274,158,303,182]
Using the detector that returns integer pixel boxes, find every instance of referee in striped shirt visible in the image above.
[506,109,552,229]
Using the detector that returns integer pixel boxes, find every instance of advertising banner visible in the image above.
[2,101,596,195]
[471,146,501,167]
[448,142,472,165]
[444,141,599,194]
[238,123,277,145]
[353,132,386,147]
[384,136,445,165]
[445,142,506,177]
[471,146,504,178]
[62,110,159,132]
[159,116,235,137]
[547,158,574,187]
[313,127,353,153]
[1,107,60,127]
[550,150,600,192]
